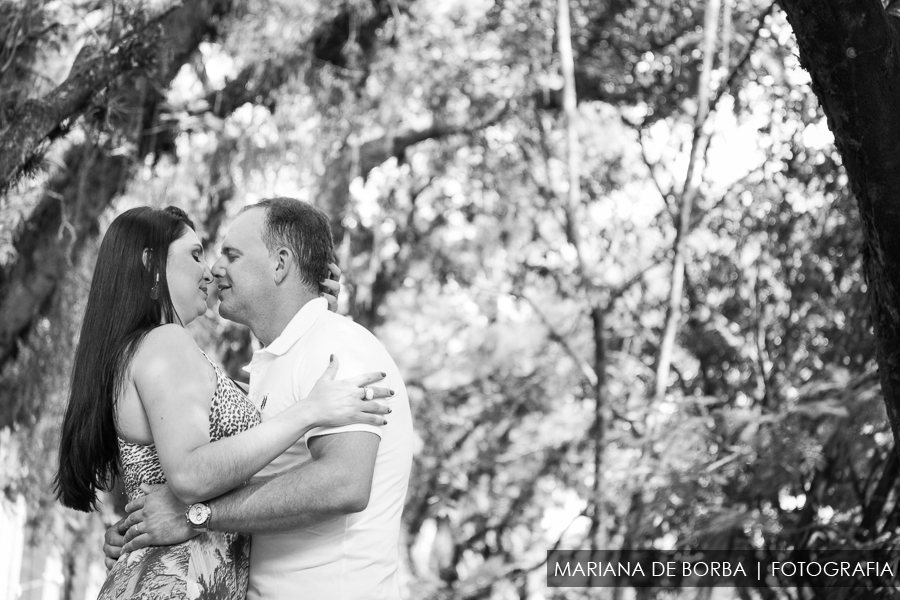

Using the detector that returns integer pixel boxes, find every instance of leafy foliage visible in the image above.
[0,0,897,598]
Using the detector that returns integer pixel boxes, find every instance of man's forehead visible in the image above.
[223,208,264,245]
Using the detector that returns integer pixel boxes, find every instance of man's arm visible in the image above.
[210,430,379,533]
[120,430,380,551]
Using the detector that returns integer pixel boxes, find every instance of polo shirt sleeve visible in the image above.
[301,336,390,446]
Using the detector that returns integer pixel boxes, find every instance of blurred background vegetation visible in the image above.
[0,0,897,598]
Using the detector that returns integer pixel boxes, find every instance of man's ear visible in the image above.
[273,247,293,284]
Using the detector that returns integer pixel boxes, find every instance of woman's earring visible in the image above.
[150,272,159,300]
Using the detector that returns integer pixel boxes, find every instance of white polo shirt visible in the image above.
[244,298,413,600]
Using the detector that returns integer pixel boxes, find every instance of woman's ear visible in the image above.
[142,248,151,270]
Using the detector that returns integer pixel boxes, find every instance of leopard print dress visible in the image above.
[99,353,260,600]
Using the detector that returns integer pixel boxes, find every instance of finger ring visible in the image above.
[364,386,374,400]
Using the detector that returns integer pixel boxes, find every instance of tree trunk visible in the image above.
[0,0,235,426]
[587,304,606,548]
[654,0,721,404]
[557,0,610,549]
[777,0,900,457]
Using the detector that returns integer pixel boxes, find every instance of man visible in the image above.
[107,198,413,599]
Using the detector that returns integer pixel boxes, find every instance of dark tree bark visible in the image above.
[0,14,168,192]
[776,0,900,457]
[859,450,899,536]
[0,0,236,426]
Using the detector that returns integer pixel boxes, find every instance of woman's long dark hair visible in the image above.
[55,206,195,512]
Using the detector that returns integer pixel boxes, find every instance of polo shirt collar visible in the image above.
[260,297,328,357]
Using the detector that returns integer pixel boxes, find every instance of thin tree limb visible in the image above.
[709,2,776,110]
[654,0,722,404]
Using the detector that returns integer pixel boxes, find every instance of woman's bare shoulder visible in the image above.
[132,325,207,381]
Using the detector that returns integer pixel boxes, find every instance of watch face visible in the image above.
[188,503,210,526]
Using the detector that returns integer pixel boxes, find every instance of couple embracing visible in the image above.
[55,198,413,599]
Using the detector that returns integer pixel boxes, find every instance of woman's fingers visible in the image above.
[342,371,387,387]
[320,278,340,293]
[321,291,338,312]
[366,404,390,416]
[321,265,341,311]
[319,355,339,381]
[361,386,393,400]
[327,262,342,280]
[353,399,390,415]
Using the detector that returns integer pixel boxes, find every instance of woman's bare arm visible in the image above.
[132,325,388,504]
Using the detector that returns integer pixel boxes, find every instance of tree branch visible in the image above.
[654,0,722,404]
[0,0,236,423]
[319,101,510,242]
[187,0,412,120]
[518,292,598,389]
[357,101,510,176]
[0,21,162,193]
[709,2,776,110]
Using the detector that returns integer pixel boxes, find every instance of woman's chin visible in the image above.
[181,305,208,326]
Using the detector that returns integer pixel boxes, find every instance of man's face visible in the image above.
[211,208,271,325]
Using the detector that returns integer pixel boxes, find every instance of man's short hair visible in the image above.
[245,198,335,289]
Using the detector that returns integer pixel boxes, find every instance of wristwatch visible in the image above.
[186,502,212,531]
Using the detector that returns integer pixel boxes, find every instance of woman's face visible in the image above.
[166,227,213,325]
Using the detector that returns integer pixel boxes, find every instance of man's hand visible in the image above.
[320,262,342,312]
[103,517,127,570]
[121,483,197,553]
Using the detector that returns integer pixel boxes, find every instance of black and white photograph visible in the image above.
[0,0,898,598]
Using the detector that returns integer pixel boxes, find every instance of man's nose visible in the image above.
[211,256,225,278]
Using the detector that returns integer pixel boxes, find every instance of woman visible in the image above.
[55,206,389,599]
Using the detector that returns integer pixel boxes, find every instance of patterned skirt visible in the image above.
[98,529,250,600]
